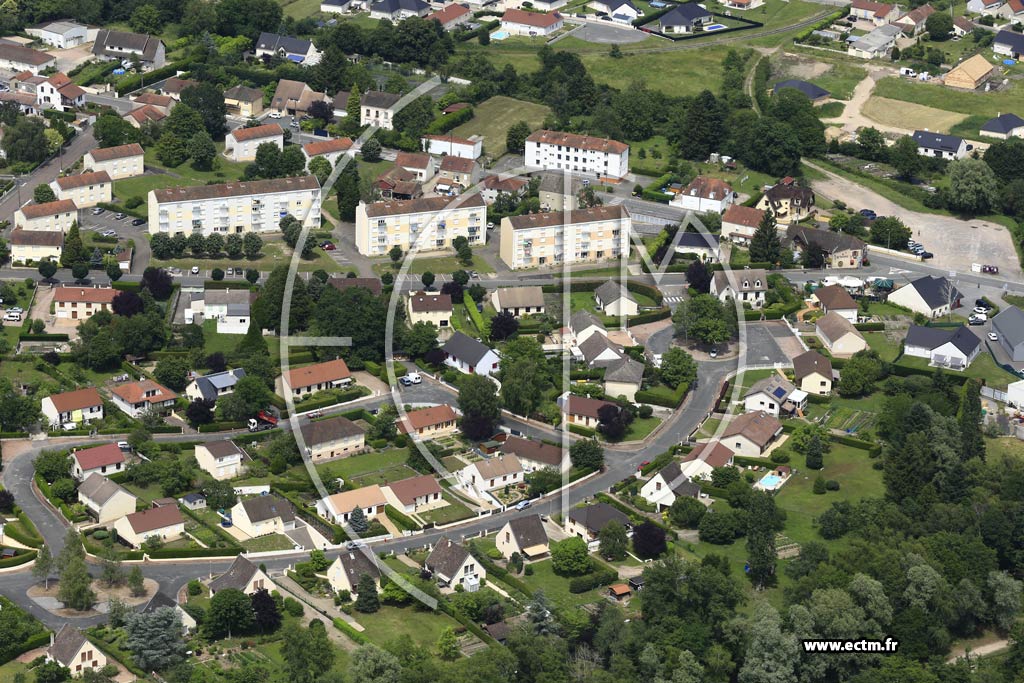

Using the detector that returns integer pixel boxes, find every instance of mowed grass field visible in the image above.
[452,96,551,157]
[873,75,1024,119]
[861,96,967,134]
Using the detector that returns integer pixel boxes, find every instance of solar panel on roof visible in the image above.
[772,387,787,399]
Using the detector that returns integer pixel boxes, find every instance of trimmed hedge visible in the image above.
[18,333,69,341]
[5,511,43,548]
[198,421,246,433]
[115,62,192,95]
[629,308,671,326]
[294,386,372,413]
[636,385,687,408]
[3,632,52,666]
[424,106,474,134]
[567,423,596,437]
[333,617,369,644]
[568,568,618,593]
[385,505,420,531]
[854,322,885,331]
[148,547,242,559]
[0,549,36,568]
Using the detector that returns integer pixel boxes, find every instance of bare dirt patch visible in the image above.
[28,577,160,617]
[861,96,967,134]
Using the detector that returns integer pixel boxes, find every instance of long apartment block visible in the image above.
[499,205,630,269]
[524,129,630,179]
[148,176,321,236]
[354,194,486,256]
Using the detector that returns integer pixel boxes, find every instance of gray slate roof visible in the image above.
[507,514,548,548]
[142,591,179,614]
[792,350,833,381]
[192,368,245,402]
[570,310,605,335]
[906,325,980,356]
[787,224,865,254]
[995,29,1024,54]
[300,415,365,447]
[425,537,471,579]
[337,550,382,587]
[660,2,712,26]
[208,555,260,593]
[745,375,797,402]
[371,0,429,12]
[993,306,1024,347]
[913,130,964,153]
[77,473,132,506]
[92,29,162,61]
[982,113,1024,135]
[240,495,295,524]
[567,502,630,534]
[579,332,623,366]
[595,280,637,306]
[256,32,312,55]
[48,625,88,667]
[442,331,494,366]
[604,355,644,384]
[362,90,402,109]
[906,275,961,310]
[676,231,720,250]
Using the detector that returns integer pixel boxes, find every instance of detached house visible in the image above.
[640,461,702,510]
[77,474,137,524]
[565,503,631,547]
[9,229,62,264]
[459,456,524,494]
[722,205,767,244]
[84,143,144,180]
[993,306,1024,361]
[786,225,866,269]
[742,376,807,416]
[41,387,104,429]
[578,332,625,367]
[398,405,459,439]
[995,29,1024,59]
[441,331,500,377]
[283,358,352,398]
[111,380,178,418]
[208,555,274,596]
[756,182,815,222]
[71,443,125,481]
[670,176,734,213]
[395,152,435,182]
[438,155,478,191]
[35,73,84,112]
[53,285,118,321]
[427,3,473,29]
[361,90,402,130]
[92,29,165,70]
[225,123,284,162]
[604,356,644,403]
[47,625,106,677]
[321,485,387,525]
[51,171,111,208]
[500,436,566,473]
[887,275,962,317]
[382,474,443,513]
[659,3,713,32]
[678,441,735,480]
[255,32,322,65]
[675,232,722,263]
[816,312,868,357]
[299,415,367,461]
[501,8,565,35]
[302,137,354,168]
[894,4,935,34]
[491,287,545,317]
[813,284,859,323]
[185,368,246,404]
[913,130,969,160]
[904,325,982,370]
[231,495,296,538]
[980,112,1024,139]
[114,505,185,548]
[407,291,452,328]
[594,280,639,317]
[0,43,55,74]
[224,85,264,118]
[850,0,899,23]
[496,515,549,560]
[569,310,606,346]
[711,268,768,309]
[194,440,246,481]
[369,0,431,20]
[327,551,382,596]
[561,394,618,429]
[793,350,834,395]
[425,537,484,590]
[721,411,784,457]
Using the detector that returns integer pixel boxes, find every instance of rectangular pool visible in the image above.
[705,23,727,30]
[490,30,510,40]
[759,473,783,490]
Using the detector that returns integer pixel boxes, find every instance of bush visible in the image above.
[825,480,840,491]
[813,476,827,494]
[283,597,304,617]
[524,564,534,576]
[769,450,791,464]
[568,568,619,593]
[188,579,202,596]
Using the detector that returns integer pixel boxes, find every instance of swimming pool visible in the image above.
[705,23,727,30]
[491,30,510,40]
[759,474,783,490]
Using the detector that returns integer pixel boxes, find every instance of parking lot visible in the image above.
[742,321,802,367]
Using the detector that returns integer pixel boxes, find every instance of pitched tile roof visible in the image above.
[474,455,523,479]
[208,555,260,592]
[904,275,961,310]
[54,171,110,190]
[994,306,1024,347]
[722,411,783,448]
[72,443,125,470]
[425,537,471,578]
[224,85,264,102]
[124,504,183,533]
[302,137,354,156]
[564,394,618,419]
[506,514,548,549]
[408,291,453,313]
[48,387,103,413]
[0,42,54,66]
[913,130,965,153]
[240,495,295,524]
[786,224,865,254]
[88,143,144,162]
[284,358,351,390]
[10,229,63,246]
[816,311,862,343]
[325,485,387,515]
[681,175,733,200]
[792,350,833,381]
[395,152,431,169]
[428,2,471,23]
[77,473,133,506]
[814,284,858,311]
[386,474,442,505]
[152,176,320,203]
[440,155,475,173]
[526,128,625,153]
[604,355,644,384]
[570,310,605,335]
[482,174,528,193]
[687,441,735,468]
[333,550,381,586]
[499,436,562,467]
[506,204,629,230]
[982,112,1024,135]
[229,123,283,142]
[595,279,637,306]
[202,439,244,459]
[93,29,162,61]
[53,286,118,305]
[712,268,768,294]
[299,415,365,446]
[493,286,545,309]
[47,625,89,667]
[111,379,178,405]
[567,502,629,533]
[131,93,172,108]
[362,193,485,218]
[398,405,458,432]
[441,331,495,366]
[361,90,402,109]
[126,104,166,124]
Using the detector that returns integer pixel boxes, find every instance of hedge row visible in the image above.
[424,106,474,134]
[198,421,246,433]
[385,505,420,532]
[570,369,605,381]
[18,333,69,341]
[567,423,596,437]
[636,386,687,409]
[468,541,533,597]
[293,386,371,413]
[639,450,675,477]
[568,568,618,594]
[333,617,369,644]
[84,628,147,678]
[2,632,52,666]
[148,547,242,559]
[0,549,36,568]
[5,511,43,548]
[854,322,885,331]
[115,61,192,95]
[795,7,848,42]
[629,308,671,326]
[274,487,348,543]
[97,201,145,218]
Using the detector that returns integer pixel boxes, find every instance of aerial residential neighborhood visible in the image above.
[0,0,1024,681]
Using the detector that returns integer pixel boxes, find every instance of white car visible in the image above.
[269,111,282,119]
[191,266,200,275]
[989,332,999,342]
[3,311,21,322]
[973,306,989,315]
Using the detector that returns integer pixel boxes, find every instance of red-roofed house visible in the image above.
[438,155,479,190]
[14,199,77,232]
[302,137,354,167]
[114,505,185,547]
[561,394,619,429]
[850,0,899,23]
[36,72,84,112]
[282,359,352,398]
[501,9,564,35]
[427,3,472,30]
[225,123,284,162]
[53,285,118,320]
[124,104,166,127]
[110,380,178,418]
[722,204,766,244]
[670,176,735,213]
[71,443,126,481]
[395,152,435,182]
[398,405,459,438]
[382,474,443,513]
[41,388,104,428]
[894,4,935,34]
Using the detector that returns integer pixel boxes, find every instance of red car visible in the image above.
[321,242,336,251]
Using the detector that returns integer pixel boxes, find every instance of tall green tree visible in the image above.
[457,374,501,440]
[957,379,984,461]
[749,210,781,263]
[675,90,725,161]
[346,86,362,133]
[180,83,227,139]
[336,162,361,222]
[125,607,187,671]
[354,574,380,613]
[738,604,799,683]
[499,337,547,416]
[599,520,628,561]
[948,158,999,215]
[506,120,531,155]
[33,184,55,203]
[206,588,253,639]
[61,223,85,267]
[58,555,95,611]
[32,545,53,589]
[890,135,922,179]
[187,131,217,171]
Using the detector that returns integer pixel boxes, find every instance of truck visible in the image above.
[248,410,279,432]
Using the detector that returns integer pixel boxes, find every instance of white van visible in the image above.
[900,67,916,77]
[3,311,21,322]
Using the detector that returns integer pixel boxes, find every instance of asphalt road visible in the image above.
[0,131,97,225]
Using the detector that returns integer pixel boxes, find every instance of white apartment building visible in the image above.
[354,193,486,256]
[499,204,630,269]
[51,171,112,208]
[525,129,630,179]
[84,143,145,180]
[148,176,321,236]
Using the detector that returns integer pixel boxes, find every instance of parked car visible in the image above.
[976,298,991,309]
[101,230,116,237]
[859,209,877,218]
[470,271,479,279]
[191,266,200,275]
[989,332,999,342]
[974,306,990,315]
[969,315,986,326]
[3,311,21,322]
[114,213,127,220]
[920,251,934,259]
[983,265,999,274]
[269,111,282,118]
[515,499,532,510]
[346,541,365,550]
[131,218,146,226]
[321,241,336,250]
[91,207,104,215]
[406,372,422,384]
[226,267,234,276]
[399,375,413,387]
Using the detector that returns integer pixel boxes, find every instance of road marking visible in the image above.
[663,296,685,303]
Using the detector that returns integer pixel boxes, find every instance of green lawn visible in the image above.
[806,62,867,101]
[202,319,282,360]
[519,558,609,609]
[452,95,552,158]
[985,436,1024,460]
[774,443,885,544]
[373,254,495,276]
[278,0,325,18]
[418,491,475,525]
[0,661,29,681]
[863,301,911,319]
[351,463,419,486]
[241,533,296,552]
[630,136,673,175]
[623,416,660,441]
[113,145,249,203]
[862,331,902,362]
[151,240,340,274]
[896,353,1019,391]
[873,73,1024,120]
[315,449,409,482]
[355,604,464,648]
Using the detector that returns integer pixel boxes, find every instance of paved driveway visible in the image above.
[742,321,795,366]
[564,20,649,44]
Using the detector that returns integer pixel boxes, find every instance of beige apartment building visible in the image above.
[51,171,112,208]
[499,204,630,269]
[83,143,144,180]
[14,199,77,232]
[354,194,486,256]
[148,176,321,236]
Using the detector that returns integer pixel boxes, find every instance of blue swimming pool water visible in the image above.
[759,474,783,489]
[705,23,727,30]
[491,30,510,40]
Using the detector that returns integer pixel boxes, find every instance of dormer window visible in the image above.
[755,279,762,288]
[743,280,749,288]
